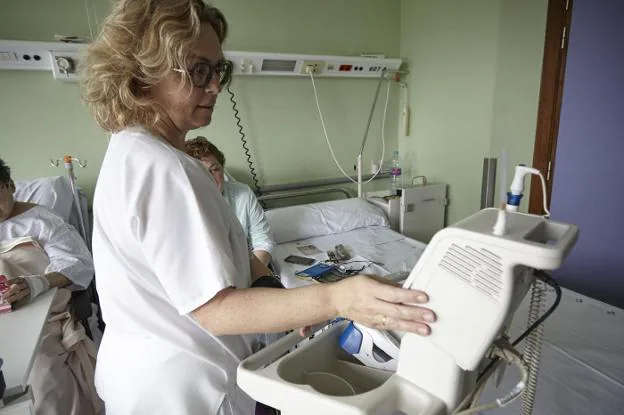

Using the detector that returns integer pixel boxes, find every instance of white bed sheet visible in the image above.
[480,287,624,415]
[275,227,624,414]
[274,226,427,288]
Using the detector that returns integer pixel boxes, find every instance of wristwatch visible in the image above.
[251,274,284,289]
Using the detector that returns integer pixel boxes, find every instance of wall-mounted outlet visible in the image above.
[299,60,325,74]
[240,58,254,73]
[50,51,81,82]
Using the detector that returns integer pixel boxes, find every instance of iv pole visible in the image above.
[357,69,386,198]
[50,155,90,248]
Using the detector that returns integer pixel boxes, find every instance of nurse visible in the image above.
[82,1,436,413]
[185,136,275,266]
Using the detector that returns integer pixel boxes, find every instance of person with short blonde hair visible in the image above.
[84,1,436,413]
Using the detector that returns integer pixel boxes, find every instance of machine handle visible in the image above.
[559,224,579,259]
[240,324,327,372]
[546,222,580,260]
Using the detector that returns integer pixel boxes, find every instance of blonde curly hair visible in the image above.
[81,0,228,133]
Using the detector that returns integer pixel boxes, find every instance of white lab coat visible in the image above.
[92,127,256,414]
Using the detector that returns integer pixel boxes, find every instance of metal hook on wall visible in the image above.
[50,155,88,169]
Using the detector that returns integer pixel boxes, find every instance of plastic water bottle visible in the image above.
[390,150,402,195]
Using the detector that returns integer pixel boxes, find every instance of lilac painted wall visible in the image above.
[550,0,624,308]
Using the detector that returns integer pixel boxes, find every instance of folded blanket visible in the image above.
[0,237,103,414]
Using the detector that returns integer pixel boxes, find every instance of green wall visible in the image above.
[399,0,548,223]
[1,0,548,216]
[0,0,401,199]
[490,0,549,205]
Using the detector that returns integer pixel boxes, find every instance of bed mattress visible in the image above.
[480,287,624,414]
[273,226,427,288]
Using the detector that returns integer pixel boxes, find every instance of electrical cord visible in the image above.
[308,70,391,185]
[84,0,94,39]
[520,279,548,415]
[335,265,366,274]
[364,77,391,184]
[329,260,384,267]
[454,338,529,415]
[537,171,551,218]
[90,0,100,31]
[513,271,560,347]
[455,359,500,413]
[308,70,357,183]
[226,84,265,207]
[294,261,375,282]
[476,270,561,382]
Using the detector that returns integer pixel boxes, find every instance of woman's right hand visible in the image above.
[329,275,435,335]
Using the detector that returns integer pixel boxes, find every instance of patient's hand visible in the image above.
[4,274,53,304]
[4,277,31,304]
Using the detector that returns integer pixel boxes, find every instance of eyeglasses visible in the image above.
[174,59,233,89]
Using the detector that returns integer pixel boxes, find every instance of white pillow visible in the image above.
[13,176,74,222]
[266,198,389,244]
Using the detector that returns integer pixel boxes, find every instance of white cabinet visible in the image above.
[367,184,448,243]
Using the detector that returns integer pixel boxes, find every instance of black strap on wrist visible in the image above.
[251,274,284,289]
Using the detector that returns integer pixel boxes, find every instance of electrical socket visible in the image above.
[240,58,254,73]
[299,60,325,74]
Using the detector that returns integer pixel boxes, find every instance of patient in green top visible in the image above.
[184,137,275,266]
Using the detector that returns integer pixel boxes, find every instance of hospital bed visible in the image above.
[265,197,426,287]
[263,196,624,415]
[13,175,101,340]
[13,175,90,240]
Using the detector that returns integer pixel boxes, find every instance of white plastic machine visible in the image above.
[238,208,579,414]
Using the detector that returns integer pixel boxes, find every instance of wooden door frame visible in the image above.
[529,0,574,214]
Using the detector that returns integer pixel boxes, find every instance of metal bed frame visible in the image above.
[258,187,353,205]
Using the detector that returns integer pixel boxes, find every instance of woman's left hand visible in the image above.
[4,277,31,304]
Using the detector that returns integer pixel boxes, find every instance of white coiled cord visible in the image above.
[520,279,547,414]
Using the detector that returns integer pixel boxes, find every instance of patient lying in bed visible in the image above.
[0,159,102,414]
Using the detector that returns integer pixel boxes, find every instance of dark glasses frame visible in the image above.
[174,59,233,89]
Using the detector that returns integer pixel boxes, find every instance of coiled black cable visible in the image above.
[513,271,561,347]
[226,84,263,203]
[476,270,562,382]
